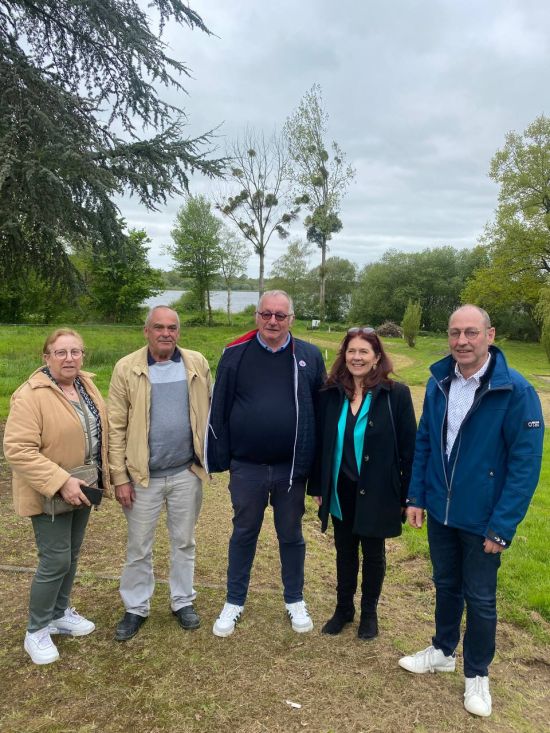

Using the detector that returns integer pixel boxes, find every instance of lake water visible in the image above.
[144,290,258,313]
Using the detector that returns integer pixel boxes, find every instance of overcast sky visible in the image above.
[118,0,550,277]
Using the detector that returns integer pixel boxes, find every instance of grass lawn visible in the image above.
[0,322,548,732]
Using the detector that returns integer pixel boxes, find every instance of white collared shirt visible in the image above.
[446,354,491,456]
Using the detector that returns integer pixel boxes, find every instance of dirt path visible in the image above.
[1,402,548,733]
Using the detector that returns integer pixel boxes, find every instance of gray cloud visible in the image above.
[118,0,550,275]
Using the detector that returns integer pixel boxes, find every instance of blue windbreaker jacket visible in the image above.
[407,346,544,544]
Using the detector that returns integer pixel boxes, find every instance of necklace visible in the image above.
[59,383,78,399]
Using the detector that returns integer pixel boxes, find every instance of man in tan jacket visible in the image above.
[108,306,211,641]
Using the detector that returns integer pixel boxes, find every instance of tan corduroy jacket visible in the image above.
[3,369,112,517]
[107,346,211,487]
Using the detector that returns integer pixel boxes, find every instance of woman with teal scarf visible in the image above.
[308,328,416,639]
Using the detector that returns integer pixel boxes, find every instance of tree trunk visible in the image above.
[227,287,232,325]
[258,251,265,297]
[206,289,213,326]
[319,237,327,322]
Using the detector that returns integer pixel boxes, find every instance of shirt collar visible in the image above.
[147,347,181,365]
[454,353,491,384]
[256,332,291,353]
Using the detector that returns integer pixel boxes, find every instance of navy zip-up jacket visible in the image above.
[205,330,326,482]
[407,345,544,545]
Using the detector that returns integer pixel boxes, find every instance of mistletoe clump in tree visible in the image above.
[216,129,303,295]
[0,0,224,290]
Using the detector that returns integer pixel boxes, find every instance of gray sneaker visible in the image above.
[398,645,456,673]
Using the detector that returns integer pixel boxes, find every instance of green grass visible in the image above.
[1,323,548,633]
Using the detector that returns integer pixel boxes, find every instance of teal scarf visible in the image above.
[330,392,372,519]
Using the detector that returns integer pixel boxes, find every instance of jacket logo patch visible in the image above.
[525,420,541,429]
[298,360,306,367]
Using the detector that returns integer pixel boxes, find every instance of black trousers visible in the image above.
[332,473,386,614]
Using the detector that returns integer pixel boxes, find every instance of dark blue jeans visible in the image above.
[428,514,501,678]
[226,460,306,605]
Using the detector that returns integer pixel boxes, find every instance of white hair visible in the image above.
[257,290,294,314]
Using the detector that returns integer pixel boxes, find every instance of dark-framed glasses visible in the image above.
[347,326,375,335]
[447,328,481,341]
[49,349,85,359]
[256,311,292,322]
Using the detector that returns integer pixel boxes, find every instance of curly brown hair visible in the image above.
[325,328,394,399]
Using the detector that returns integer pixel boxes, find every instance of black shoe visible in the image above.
[321,607,355,635]
[115,612,147,641]
[358,612,378,640]
[172,605,201,630]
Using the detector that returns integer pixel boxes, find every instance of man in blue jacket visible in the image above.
[206,290,325,638]
[398,305,544,718]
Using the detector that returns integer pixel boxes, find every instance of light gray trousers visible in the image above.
[120,468,202,616]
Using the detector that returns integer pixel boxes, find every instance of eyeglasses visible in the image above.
[256,311,292,322]
[48,349,85,359]
[447,328,482,341]
[347,327,375,335]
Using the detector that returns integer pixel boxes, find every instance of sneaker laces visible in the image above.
[64,607,83,621]
[219,604,241,620]
[466,676,487,698]
[413,646,440,672]
[287,601,310,619]
[34,627,55,648]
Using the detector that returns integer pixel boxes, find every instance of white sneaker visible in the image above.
[24,627,60,665]
[464,676,492,717]
[213,603,244,637]
[49,607,96,636]
[398,645,456,673]
[285,600,314,633]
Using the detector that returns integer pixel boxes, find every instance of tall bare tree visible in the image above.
[216,129,302,295]
[284,84,355,321]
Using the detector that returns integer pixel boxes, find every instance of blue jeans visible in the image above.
[226,460,306,605]
[428,514,501,678]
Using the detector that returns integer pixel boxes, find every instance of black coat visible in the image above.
[307,381,417,538]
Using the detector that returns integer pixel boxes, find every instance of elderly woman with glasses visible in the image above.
[3,328,111,665]
[308,327,417,639]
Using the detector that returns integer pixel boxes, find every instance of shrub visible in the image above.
[376,321,403,338]
[402,300,422,347]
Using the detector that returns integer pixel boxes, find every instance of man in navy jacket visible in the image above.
[398,305,544,718]
[206,290,325,638]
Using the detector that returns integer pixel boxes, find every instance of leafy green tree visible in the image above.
[218,227,250,324]
[284,84,355,321]
[170,196,222,325]
[463,115,550,336]
[269,240,315,317]
[308,256,357,322]
[82,228,162,323]
[0,1,224,286]
[535,287,550,360]
[0,269,73,323]
[351,246,484,331]
[402,300,422,347]
[216,130,301,295]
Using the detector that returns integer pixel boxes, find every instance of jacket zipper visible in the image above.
[288,352,299,491]
[437,377,511,525]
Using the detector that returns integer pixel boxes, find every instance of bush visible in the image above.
[541,324,550,361]
[376,321,403,338]
[402,300,422,347]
